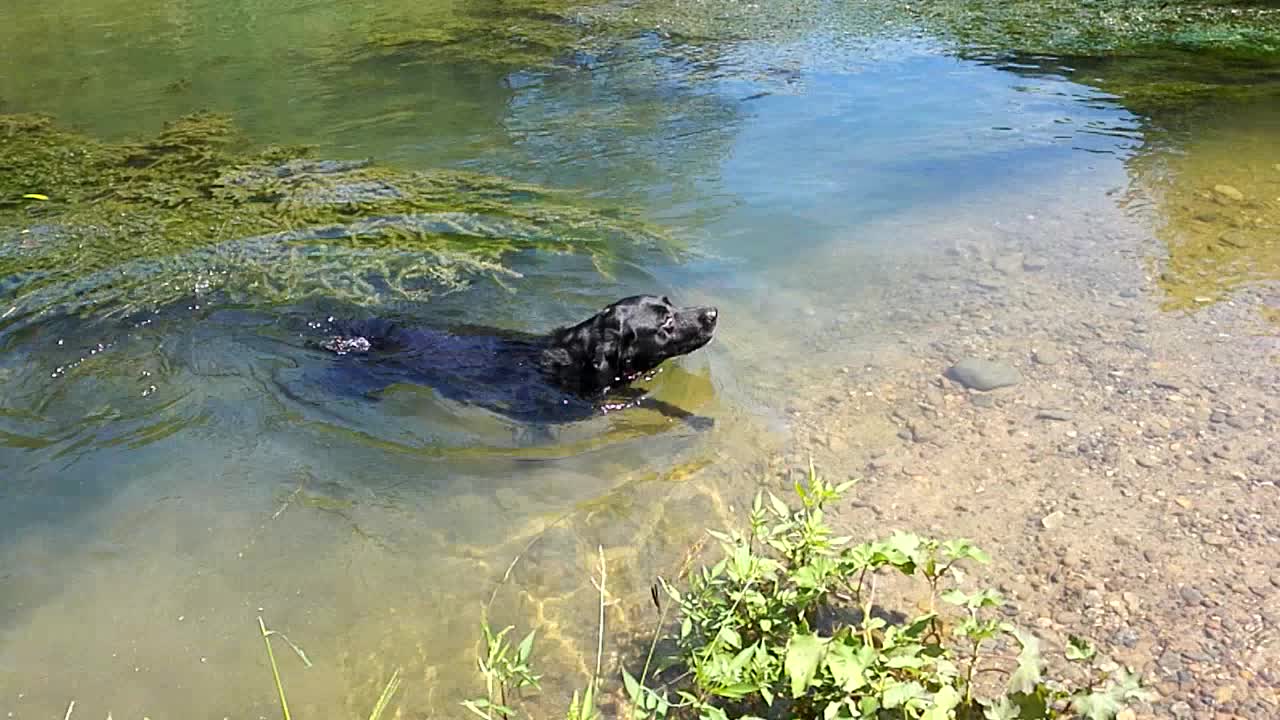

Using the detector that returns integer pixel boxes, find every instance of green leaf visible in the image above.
[793,564,825,590]
[903,613,936,639]
[1069,690,1121,720]
[940,589,969,607]
[517,629,536,664]
[886,653,925,670]
[824,643,869,692]
[784,632,828,698]
[1070,668,1153,719]
[713,682,759,699]
[982,696,1021,720]
[698,705,730,720]
[1066,635,1096,662]
[768,492,791,518]
[967,589,1004,609]
[714,625,743,650]
[882,680,926,709]
[727,644,756,674]
[621,667,643,701]
[1007,628,1044,695]
[922,685,961,720]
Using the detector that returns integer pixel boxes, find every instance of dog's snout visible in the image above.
[701,307,718,328]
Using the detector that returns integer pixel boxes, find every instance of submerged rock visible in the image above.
[946,358,1022,391]
[1213,184,1245,202]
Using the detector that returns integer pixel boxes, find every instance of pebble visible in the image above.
[1179,586,1205,605]
[971,394,995,408]
[1037,408,1074,422]
[1135,455,1160,468]
[1210,411,1228,424]
[1212,184,1245,202]
[1201,533,1230,547]
[1022,256,1048,272]
[947,358,1022,391]
[1224,414,1250,429]
[993,253,1024,275]
[1032,347,1062,366]
[1041,510,1066,530]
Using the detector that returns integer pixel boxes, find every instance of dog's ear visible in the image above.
[590,312,633,384]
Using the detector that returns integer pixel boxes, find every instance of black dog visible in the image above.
[309,295,718,424]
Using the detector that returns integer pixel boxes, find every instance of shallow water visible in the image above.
[2,1,1278,717]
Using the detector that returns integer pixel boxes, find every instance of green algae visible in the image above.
[888,0,1280,57]
[0,112,681,325]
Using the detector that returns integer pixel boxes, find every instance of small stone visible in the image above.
[971,394,995,408]
[1159,649,1185,673]
[1179,586,1204,605]
[1037,408,1074,422]
[1202,533,1230,547]
[1169,700,1193,719]
[1041,510,1066,530]
[1116,710,1136,720]
[993,253,1024,275]
[947,358,1022,391]
[1213,184,1245,202]
[1135,455,1160,468]
[1022,256,1048,272]
[1083,589,1104,608]
[1173,496,1193,509]
[1122,592,1140,612]
[1210,411,1228,424]
[1032,347,1062,366]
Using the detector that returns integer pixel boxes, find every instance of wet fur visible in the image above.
[313,295,718,424]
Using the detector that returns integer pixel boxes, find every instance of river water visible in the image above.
[1,0,1277,717]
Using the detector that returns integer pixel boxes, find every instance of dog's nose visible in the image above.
[701,307,718,328]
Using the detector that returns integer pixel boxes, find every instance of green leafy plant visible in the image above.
[614,461,1152,720]
[462,619,542,720]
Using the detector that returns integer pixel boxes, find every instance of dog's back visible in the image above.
[313,318,599,422]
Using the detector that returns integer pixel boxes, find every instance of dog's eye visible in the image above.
[661,316,675,330]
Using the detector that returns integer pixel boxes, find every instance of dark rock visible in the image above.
[1179,586,1205,605]
[1037,408,1074,422]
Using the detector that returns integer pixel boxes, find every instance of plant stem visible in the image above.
[595,545,607,685]
[258,616,292,720]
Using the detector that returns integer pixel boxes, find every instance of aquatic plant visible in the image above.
[0,112,681,327]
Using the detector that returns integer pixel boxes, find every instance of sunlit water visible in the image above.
[1,1,1277,717]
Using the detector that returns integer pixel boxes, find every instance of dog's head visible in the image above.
[546,294,718,392]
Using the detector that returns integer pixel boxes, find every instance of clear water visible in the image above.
[1,1,1276,717]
